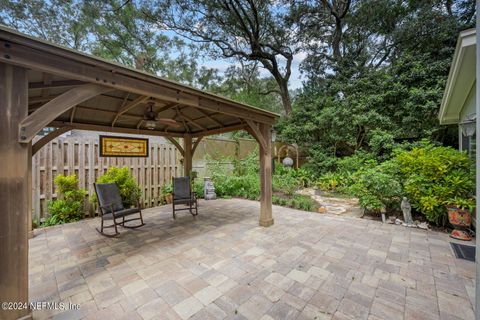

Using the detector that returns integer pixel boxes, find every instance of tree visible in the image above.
[143,0,299,114]
[0,0,222,89]
[278,0,475,172]
[0,0,90,50]
[211,61,282,113]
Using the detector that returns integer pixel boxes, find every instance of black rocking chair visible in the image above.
[172,177,198,219]
[94,183,145,237]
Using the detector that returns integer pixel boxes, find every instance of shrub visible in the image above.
[368,129,396,160]
[304,146,337,174]
[291,194,318,211]
[348,161,402,212]
[92,167,141,208]
[297,168,317,188]
[335,151,374,174]
[206,152,318,211]
[193,180,204,198]
[272,195,288,206]
[162,182,173,195]
[45,174,86,226]
[395,142,475,225]
[273,169,302,196]
[316,172,350,192]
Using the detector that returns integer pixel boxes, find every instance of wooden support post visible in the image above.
[184,135,192,177]
[27,144,33,240]
[259,123,274,227]
[0,63,31,320]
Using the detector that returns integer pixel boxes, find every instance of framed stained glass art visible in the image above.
[99,135,149,157]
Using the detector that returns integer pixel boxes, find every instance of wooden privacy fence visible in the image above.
[31,135,303,222]
[32,137,181,221]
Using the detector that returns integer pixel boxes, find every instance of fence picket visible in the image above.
[31,136,261,220]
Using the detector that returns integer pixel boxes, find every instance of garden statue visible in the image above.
[401,197,414,226]
[204,177,216,200]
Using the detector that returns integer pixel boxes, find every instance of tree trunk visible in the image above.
[332,18,343,61]
[278,80,292,115]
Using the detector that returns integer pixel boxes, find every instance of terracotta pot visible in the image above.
[165,193,173,204]
[447,206,472,241]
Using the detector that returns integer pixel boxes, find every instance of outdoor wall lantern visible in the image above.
[460,113,476,137]
[271,128,277,142]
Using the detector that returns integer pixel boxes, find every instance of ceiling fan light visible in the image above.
[145,120,156,130]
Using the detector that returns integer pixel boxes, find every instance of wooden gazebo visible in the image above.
[0,26,278,320]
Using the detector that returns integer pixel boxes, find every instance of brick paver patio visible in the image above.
[29,199,475,320]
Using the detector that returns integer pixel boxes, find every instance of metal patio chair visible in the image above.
[94,182,145,237]
[172,177,198,219]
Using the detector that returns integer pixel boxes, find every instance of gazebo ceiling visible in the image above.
[27,73,249,136]
[0,25,278,140]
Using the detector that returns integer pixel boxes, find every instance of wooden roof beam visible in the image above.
[177,108,207,131]
[32,126,72,155]
[192,136,203,154]
[176,109,190,133]
[192,123,246,138]
[19,83,112,143]
[29,92,134,105]
[50,120,184,138]
[196,108,224,127]
[29,79,85,90]
[111,95,149,127]
[165,137,185,156]
[246,120,267,150]
[156,102,179,115]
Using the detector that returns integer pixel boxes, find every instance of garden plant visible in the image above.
[45,174,87,226]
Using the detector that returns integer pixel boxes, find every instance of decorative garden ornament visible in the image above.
[401,197,414,226]
[282,156,294,168]
[204,177,217,200]
[447,206,472,241]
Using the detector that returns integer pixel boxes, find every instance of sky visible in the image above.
[163,26,306,91]
[202,53,305,90]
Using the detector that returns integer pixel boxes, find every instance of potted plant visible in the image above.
[445,197,475,241]
[162,183,173,204]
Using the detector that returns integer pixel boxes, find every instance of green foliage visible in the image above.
[161,183,173,195]
[45,200,83,226]
[144,0,297,114]
[395,142,475,225]
[207,152,317,212]
[92,167,141,208]
[272,195,288,206]
[312,141,475,225]
[273,166,302,196]
[291,195,318,212]
[368,129,396,160]
[193,180,204,199]
[45,174,86,226]
[314,150,402,213]
[277,1,473,167]
[317,172,350,192]
[347,161,402,212]
[54,174,86,202]
[272,194,318,211]
[210,64,283,113]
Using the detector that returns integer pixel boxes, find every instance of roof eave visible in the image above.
[439,28,476,124]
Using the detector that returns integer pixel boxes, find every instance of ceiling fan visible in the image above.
[143,102,180,129]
